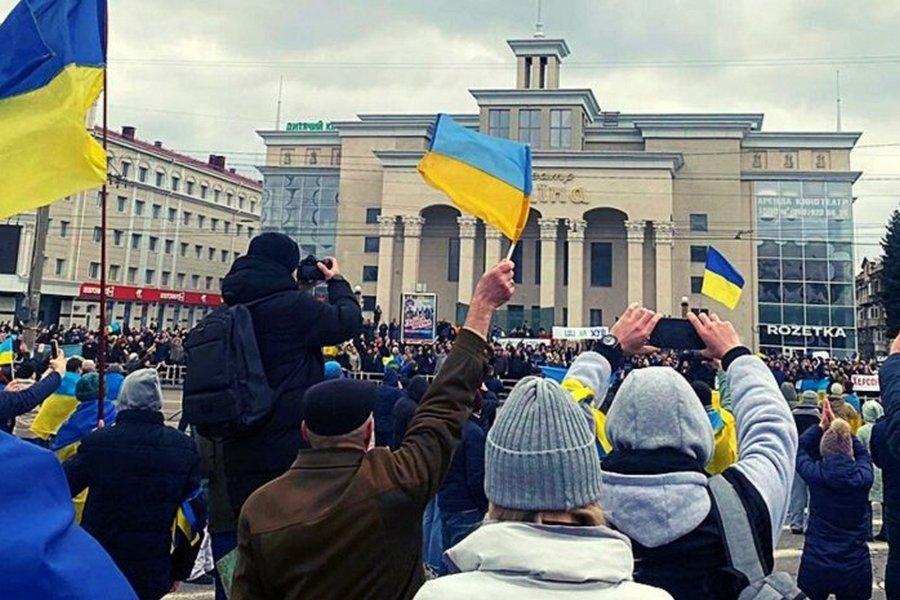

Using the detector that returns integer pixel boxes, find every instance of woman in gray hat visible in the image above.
[415,374,671,599]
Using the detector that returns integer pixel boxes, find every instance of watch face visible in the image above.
[601,334,618,347]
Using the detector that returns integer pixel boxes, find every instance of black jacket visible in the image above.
[873,354,900,527]
[212,256,362,527]
[63,410,204,600]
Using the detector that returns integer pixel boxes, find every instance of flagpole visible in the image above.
[97,8,109,426]
[505,240,517,262]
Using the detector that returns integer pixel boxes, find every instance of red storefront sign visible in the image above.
[78,283,223,307]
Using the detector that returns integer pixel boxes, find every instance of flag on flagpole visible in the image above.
[0,336,14,365]
[701,247,745,309]
[418,114,532,242]
[0,0,108,220]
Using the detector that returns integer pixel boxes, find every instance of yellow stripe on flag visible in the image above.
[701,269,743,310]
[0,64,106,219]
[418,151,529,241]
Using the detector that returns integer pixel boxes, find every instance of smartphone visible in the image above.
[649,318,705,351]
[50,340,60,359]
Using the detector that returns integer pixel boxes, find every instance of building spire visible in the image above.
[534,0,545,38]
[835,70,842,132]
[275,75,284,130]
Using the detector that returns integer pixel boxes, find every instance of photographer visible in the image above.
[204,232,362,594]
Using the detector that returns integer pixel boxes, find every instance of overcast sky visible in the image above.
[4,0,899,259]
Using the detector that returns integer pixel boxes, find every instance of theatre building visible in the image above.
[258,34,862,356]
[0,127,261,329]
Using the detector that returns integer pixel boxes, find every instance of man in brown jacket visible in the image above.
[231,260,516,600]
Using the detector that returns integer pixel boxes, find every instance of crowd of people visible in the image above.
[0,231,898,600]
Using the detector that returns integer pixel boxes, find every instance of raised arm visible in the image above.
[306,258,363,347]
[390,261,515,503]
[0,353,65,421]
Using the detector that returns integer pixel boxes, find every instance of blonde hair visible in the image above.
[488,503,606,527]
[829,418,851,436]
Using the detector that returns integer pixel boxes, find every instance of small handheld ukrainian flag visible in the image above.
[418,114,531,242]
[0,336,14,365]
[701,247,745,310]
[0,0,108,220]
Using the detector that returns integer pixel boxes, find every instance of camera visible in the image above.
[298,255,333,283]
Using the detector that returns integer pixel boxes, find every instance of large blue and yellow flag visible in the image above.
[701,247,745,310]
[0,336,14,365]
[0,0,108,220]
[418,114,532,241]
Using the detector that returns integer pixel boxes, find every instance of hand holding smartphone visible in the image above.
[648,318,706,351]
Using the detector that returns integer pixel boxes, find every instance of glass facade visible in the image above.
[261,173,340,258]
[755,180,856,357]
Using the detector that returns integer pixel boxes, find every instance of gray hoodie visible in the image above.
[600,354,797,550]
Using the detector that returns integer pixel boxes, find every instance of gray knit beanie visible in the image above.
[118,368,163,412]
[485,376,602,511]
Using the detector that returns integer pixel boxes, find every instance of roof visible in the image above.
[94,127,262,189]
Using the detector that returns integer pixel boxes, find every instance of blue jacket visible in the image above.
[873,353,900,525]
[105,372,124,403]
[796,425,873,570]
[437,416,488,514]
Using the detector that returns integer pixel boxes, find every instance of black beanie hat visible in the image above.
[406,375,430,404]
[691,380,712,408]
[247,232,300,274]
[303,379,377,436]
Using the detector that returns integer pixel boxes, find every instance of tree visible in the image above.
[881,209,900,337]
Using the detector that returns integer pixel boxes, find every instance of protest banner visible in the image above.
[400,293,437,344]
[851,373,880,393]
[552,326,609,340]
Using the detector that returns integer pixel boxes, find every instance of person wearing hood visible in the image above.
[374,367,403,447]
[795,402,873,600]
[857,399,885,541]
[599,310,797,599]
[786,390,822,534]
[201,232,361,596]
[105,364,125,403]
[63,369,205,600]
[872,332,900,598]
[691,381,737,476]
[415,376,671,600]
[781,382,798,410]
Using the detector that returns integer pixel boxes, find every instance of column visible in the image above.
[457,216,478,305]
[653,220,676,316]
[375,215,397,319]
[538,218,558,326]
[625,219,646,306]
[400,215,425,292]
[484,224,503,268]
[566,218,586,327]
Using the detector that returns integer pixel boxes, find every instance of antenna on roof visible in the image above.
[534,0,545,38]
[835,70,842,132]
[275,75,284,130]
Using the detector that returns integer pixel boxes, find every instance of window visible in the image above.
[364,237,380,253]
[590,309,603,327]
[549,109,572,149]
[152,204,161,219]
[236,224,243,236]
[186,181,194,195]
[690,245,708,263]
[144,269,155,285]
[135,200,145,216]
[220,250,229,262]
[191,274,200,289]
[365,207,381,224]
[691,276,704,294]
[161,271,171,287]
[200,184,208,199]
[362,266,378,282]
[120,161,131,178]
[448,238,460,282]
[690,213,708,232]
[59,220,69,237]
[113,230,123,246]
[213,189,221,202]
[204,276,213,290]
[226,192,233,206]
[247,227,255,238]
[223,221,230,233]
[138,166,148,182]
[211,218,219,231]
[168,207,177,222]
[116,196,127,212]
[180,242,188,257]
[155,171,165,187]
[89,262,100,279]
[176,273,185,288]
[590,242,612,287]
[534,240,541,284]
[127,267,137,283]
[518,109,541,148]
[207,247,215,260]
[92,226,102,242]
[171,176,180,192]
[362,295,376,312]
[148,236,159,252]
[131,234,142,249]
[488,109,510,138]
[109,264,120,281]
[250,200,257,213]
[197,215,206,229]
[194,245,202,258]
[183,211,192,226]
[238,196,245,209]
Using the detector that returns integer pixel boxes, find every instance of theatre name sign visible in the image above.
[764,324,848,338]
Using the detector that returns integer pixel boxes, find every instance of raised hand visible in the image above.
[610,304,661,356]
[465,260,516,338]
[688,312,741,360]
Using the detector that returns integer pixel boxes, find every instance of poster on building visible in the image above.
[401,293,437,344]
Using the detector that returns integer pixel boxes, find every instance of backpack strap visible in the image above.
[708,474,766,583]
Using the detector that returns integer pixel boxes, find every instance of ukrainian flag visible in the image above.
[0,0,108,220]
[418,114,531,241]
[30,370,78,440]
[701,247,745,310]
[0,336,14,365]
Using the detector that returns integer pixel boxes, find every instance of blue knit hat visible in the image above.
[324,361,344,380]
[485,376,602,511]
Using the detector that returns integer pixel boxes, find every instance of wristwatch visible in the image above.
[595,333,625,372]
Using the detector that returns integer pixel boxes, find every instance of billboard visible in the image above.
[401,293,437,344]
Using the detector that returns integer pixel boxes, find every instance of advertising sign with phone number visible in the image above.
[401,293,437,344]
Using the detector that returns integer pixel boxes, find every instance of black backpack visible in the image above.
[183,294,286,439]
